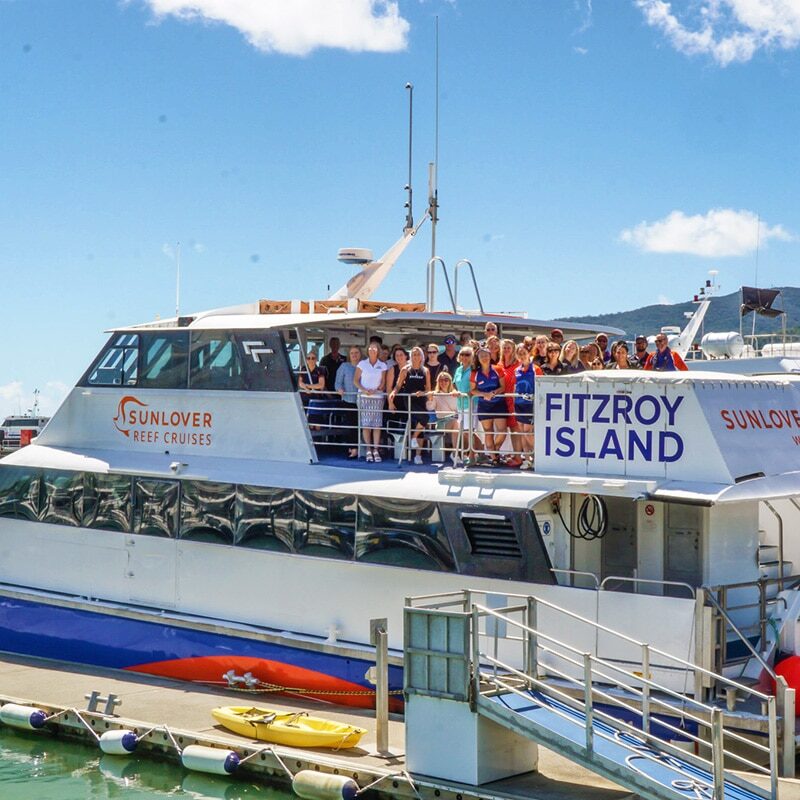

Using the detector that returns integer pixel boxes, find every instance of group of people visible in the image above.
[297,323,688,468]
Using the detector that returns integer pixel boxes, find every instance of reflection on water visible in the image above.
[0,727,291,799]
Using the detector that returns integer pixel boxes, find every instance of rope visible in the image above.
[355,771,421,799]
[238,745,295,779]
[43,707,101,742]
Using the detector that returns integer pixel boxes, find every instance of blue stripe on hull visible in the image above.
[0,596,402,692]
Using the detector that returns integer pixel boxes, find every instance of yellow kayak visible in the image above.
[211,706,367,749]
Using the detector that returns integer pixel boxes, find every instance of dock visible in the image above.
[0,652,632,800]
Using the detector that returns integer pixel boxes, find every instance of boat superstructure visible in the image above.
[1,247,800,783]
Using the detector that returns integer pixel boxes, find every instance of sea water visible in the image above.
[0,727,291,799]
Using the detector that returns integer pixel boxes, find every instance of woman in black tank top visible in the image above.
[389,346,431,462]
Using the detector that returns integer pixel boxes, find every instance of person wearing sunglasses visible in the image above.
[298,349,328,430]
[541,343,565,375]
[643,334,688,371]
[425,343,443,384]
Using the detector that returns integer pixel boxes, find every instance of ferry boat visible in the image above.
[1,228,800,739]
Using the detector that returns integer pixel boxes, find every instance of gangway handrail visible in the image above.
[461,590,770,695]
[471,601,772,703]
[705,592,777,681]
[453,259,485,314]
[525,635,767,759]
[469,601,779,799]
[600,575,695,598]
[479,647,771,774]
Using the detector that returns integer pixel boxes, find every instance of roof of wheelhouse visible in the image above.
[112,300,626,340]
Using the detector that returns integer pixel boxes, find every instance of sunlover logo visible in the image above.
[113,395,213,446]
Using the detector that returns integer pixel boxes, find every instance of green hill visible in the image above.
[563,287,800,338]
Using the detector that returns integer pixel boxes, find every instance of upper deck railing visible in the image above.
[299,389,535,468]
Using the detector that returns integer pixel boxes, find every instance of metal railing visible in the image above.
[406,589,787,799]
[453,259,485,314]
[706,574,800,677]
[470,599,779,800]
[298,389,537,468]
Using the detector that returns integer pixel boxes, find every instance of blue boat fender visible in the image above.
[99,729,139,755]
[0,703,48,730]
[181,744,240,775]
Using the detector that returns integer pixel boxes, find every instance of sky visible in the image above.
[1,0,799,417]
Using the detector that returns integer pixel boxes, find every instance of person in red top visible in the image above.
[499,339,520,466]
[643,334,688,371]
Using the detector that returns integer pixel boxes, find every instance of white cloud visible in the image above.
[573,45,589,55]
[620,208,793,256]
[635,0,800,65]
[657,294,673,304]
[0,381,69,420]
[573,0,593,34]
[139,0,410,56]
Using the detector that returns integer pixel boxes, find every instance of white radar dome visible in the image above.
[337,248,373,265]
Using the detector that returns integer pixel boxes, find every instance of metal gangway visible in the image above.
[405,590,795,800]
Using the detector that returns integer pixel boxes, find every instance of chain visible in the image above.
[194,679,404,697]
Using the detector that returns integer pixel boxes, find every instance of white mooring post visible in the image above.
[370,617,389,755]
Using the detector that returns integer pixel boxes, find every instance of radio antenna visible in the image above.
[404,82,414,232]
[175,241,181,319]
[428,16,440,302]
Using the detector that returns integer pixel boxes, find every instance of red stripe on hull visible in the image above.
[126,655,401,711]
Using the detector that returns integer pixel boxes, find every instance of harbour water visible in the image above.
[0,727,287,799]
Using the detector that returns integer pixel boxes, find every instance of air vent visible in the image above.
[462,514,522,558]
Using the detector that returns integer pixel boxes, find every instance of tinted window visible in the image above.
[180,480,235,543]
[138,333,189,389]
[0,466,40,520]
[294,491,355,560]
[235,332,295,392]
[235,485,294,551]
[189,333,245,390]
[356,497,455,571]
[40,470,83,526]
[85,334,139,386]
[83,473,131,532]
[133,479,179,537]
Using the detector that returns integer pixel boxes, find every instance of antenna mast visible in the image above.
[404,83,414,232]
[175,241,181,319]
[428,16,440,307]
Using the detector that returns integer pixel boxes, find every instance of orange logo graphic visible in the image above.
[113,395,148,437]
[112,395,213,446]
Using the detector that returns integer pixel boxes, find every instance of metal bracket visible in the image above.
[84,691,121,716]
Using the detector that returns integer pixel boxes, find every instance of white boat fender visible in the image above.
[99,729,139,755]
[181,744,240,776]
[0,703,48,730]
[292,770,359,800]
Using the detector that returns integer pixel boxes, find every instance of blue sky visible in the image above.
[1,0,799,416]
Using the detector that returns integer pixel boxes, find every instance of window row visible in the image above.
[81,330,295,392]
[0,467,553,581]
